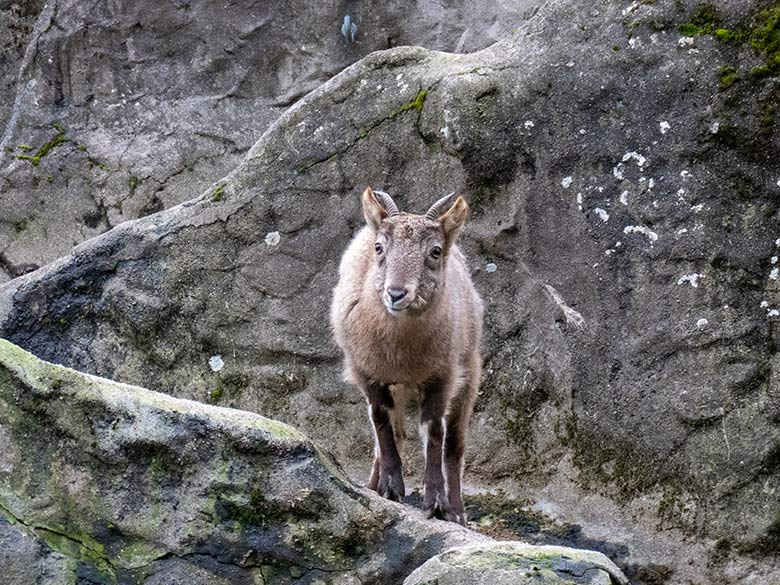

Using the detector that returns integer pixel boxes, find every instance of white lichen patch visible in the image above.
[676,228,689,236]
[594,208,609,222]
[440,126,450,139]
[622,151,647,168]
[680,170,691,180]
[678,36,694,48]
[677,273,705,288]
[264,231,281,246]
[777,178,780,187]
[577,192,583,211]
[524,120,535,129]
[761,300,769,308]
[485,263,497,273]
[690,203,704,213]
[648,178,655,189]
[613,164,625,180]
[769,309,780,318]
[209,355,224,372]
[562,176,573,188]
[629,37,642,49]
[696,318,708,329]
[710,121,720,134]
[619,191,629,205]
[397,75,409,93]
[772,256,778,264]
[622,1,640,16]
[659,121,671,134]
[771,268,779,281]
[544,284,585,328]
[623,225,658,243]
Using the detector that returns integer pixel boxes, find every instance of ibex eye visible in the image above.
[375,243,383,254]
[430,246,442,259]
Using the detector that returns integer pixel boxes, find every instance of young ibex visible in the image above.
[330,186,483,525]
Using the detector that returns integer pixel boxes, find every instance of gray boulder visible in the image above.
[0,337,485,584]
[403,542,628,585]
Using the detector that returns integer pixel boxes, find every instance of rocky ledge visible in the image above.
[0,339,626,585]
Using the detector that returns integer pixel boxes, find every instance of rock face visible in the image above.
[0,338,630,585]
[403,542,629,585]
[1,0,780,582]
[0,0,536,282]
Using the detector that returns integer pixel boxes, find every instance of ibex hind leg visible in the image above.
[363,380,405,501]
[443,377,477,525]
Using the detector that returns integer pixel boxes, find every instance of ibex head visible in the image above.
[361,186,469,314]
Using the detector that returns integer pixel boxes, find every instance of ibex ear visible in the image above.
[361,186,386,231]
[439,195,469,245]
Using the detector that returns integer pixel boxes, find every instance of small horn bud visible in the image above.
[425,192,456,221]
[373,190,400,217]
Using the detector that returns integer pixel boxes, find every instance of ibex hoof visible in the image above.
[446,509,467,526]
[377,467,405,501]
[424,491,450,520]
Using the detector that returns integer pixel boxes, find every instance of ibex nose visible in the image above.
[387,288,407,305]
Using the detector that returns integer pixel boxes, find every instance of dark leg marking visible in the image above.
[420,378,449,519]
[444,417,466,525]
[363,379,405,501]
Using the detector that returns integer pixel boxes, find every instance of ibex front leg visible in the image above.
[362,379,405,501]
[420,378,450,519]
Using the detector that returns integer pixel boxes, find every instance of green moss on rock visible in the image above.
[390,89,428,119]
[718,65,738,89]
[15,123,69,167]
[35,527,114,577]
[680,4,780,82]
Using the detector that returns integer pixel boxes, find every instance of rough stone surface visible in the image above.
[0,0,536,282]
[0,515,74,585]
[403,542,628,585]
[1,0,780,583]
[0,0,45,133]
[0,338,489,584]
